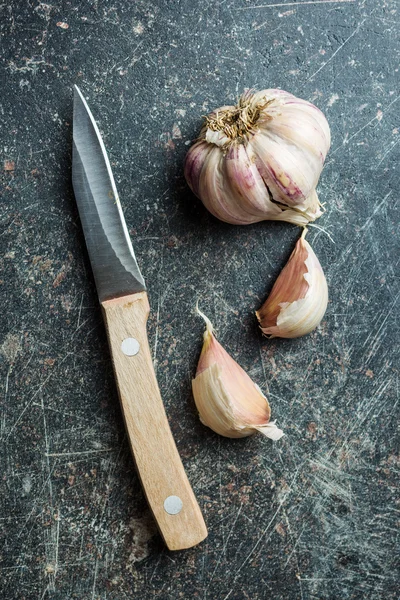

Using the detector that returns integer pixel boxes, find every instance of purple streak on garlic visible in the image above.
[184,141,212,198]
[184,88,330,226]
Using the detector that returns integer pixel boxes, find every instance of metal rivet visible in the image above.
[121,338,140,356]
[164,495,183,515]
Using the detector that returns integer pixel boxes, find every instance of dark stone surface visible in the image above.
[1,1,399,598]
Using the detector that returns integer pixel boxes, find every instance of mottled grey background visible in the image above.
[1,1,399,599]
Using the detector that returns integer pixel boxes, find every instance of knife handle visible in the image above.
[101,291,207,550]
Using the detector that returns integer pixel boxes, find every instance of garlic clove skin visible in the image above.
[184,140,213,198]
[255,421,285,440]
[216,143,284,224]
[256,229,328,338]
[247,89,331,154]
[250,131,322,210]
[198,145,249,224]
[299,189,323,222]
[192,310,284,440]
[184,88,330,226]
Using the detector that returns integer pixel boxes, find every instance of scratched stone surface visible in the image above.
[1,0,399,598]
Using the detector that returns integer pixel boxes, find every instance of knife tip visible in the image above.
[73,84,84,100]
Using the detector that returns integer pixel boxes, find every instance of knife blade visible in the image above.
[72,85,207,550]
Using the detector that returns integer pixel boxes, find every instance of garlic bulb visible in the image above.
[192,309,284,440]
[184,89,330,226]
[256,229,328,338]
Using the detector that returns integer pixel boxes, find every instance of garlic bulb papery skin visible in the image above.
[192,310,284,440]
[184,88,330,226]
[256,229,328,338]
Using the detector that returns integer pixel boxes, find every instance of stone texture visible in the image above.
[1,1,399,598]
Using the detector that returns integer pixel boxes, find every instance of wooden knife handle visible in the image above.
[101,291,207,550]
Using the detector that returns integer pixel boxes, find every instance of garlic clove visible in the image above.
[252,89,331,151]
[268,109,330,163]
[282,100,331,151]
[184,140,213,198]
[197,145,250,224]
[256,229,328,338]
[192,310,284,440]
[250,130,319,209]
[223,144,283,222]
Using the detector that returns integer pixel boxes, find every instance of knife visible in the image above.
[72,85,207,550]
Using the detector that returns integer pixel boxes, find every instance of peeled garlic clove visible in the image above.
[192,310,284,440]
[184,88,330,225]
[256,229,328,338]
